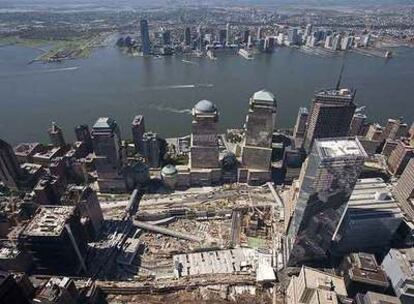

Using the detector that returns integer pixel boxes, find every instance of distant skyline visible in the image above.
[2,0,414,8]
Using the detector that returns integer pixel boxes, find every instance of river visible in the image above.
[1,41,413,144]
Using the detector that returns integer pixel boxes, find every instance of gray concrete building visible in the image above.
[142,132,161,168]
[333,178,403,254]
[48,121,66,147]
[304,89,356,152]
[91,117,125,192]
[349,113,368,137]
[355,292,401,304]
[382,248,414,304]
[286,137,367,266]
[240,90,277,184]
[293,107,308,148]
[74,124,93,154]
[190,100,219,169]
[131,115,145,154]
[382,118,408,142]
[286,266,348,304]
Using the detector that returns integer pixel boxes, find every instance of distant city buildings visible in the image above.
[140,19,151,55]
[286,138,367,266]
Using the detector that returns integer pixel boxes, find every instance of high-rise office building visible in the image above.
[0,139,23,190]
[382,118,408,141]
[393,158,414,218]
[304,88,356,152]
[48,121,66,147]
[257,26,263,40]
[92,117,122,172]
[333,178,403,254]
[226,23,231,46]
[190,100,219,169]
[162,29,171,46]
[349,113,368,136]
[142,132,161,168]
[241,90,277,183]
[75,124,93,153]
[140,19,151,55]
[286,137,367,266]
[305,24,313,38]
[131,115,145,154]
[91,117,125,192]
[365,123,384,141]
[293,107,308,148]
[0,271,31,304]
[287,28,299,45]
[387,139,414,176]
[18,206,87,275]
[243,29,250,44]
[184,27,191,46]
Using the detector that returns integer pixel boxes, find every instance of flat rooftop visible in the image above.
[21,206,74,237]
[316,138,367,159]
[348,178,402,215]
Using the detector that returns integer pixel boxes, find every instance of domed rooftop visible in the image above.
[194,99,217,113]
[161,164,178,176]
[252,89,276,103]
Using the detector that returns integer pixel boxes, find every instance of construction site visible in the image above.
[90,183,286,303]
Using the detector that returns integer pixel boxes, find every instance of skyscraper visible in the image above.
[184,27,191,46]
[240,90,277,184]
[142,132,161,168]
[387,139,414,176]
[349,113,368,136]
[190,100,219,169]
[393,158,414,218]
[226,23,231,46]
[48,121,66,147]
[140,19,151,55]
[162,29,171,46]
[91,117,122,172]
[382,118,408,141]
[243,29,250,44]
[75,124,93,153]
[91,117,126,192]
[131,115,145,154]
[0,139,23,190]
[286,137,367,266]
[293,107,308,148]
[304,88,356,152]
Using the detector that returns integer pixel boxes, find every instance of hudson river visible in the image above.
[1,42,414,144]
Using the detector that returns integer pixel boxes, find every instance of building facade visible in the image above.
[304,89,356,152]
[286,137,367,266]
[0,139,23,190]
